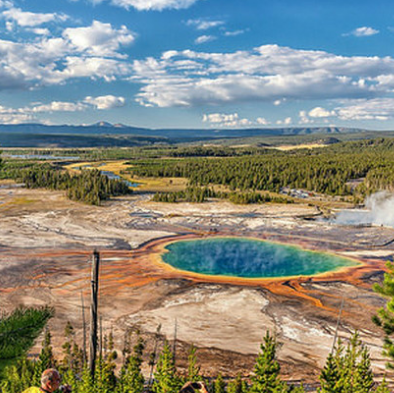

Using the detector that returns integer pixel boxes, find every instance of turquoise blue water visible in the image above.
[161,238,358,278]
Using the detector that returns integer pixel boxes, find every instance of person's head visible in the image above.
[41,368,61,393]
[179,382,209,393]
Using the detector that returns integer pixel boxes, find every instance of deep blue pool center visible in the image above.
[161,237,358,279]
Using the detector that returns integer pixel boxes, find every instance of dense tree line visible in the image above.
[152,187,292,205]
[3,145,267,162]
[129,138,394,198]
[165,146,264,158]
[0,162,131,205]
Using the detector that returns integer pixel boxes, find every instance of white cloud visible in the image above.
[298,107,336,124]
[308,106,335,118]
[0,94,125,124]
[335,98,394,121]
[277,117,292,125]
[239,118,252,126]
[60,56,132,82]
[195,35,216,44]
[0,113,34,124]
[347,26,379,37]
[63,21,135,57]
[224,30,245,37]
[30,96,126,112]
[132,44,394,108]
[0,1,13,8]
[84,95,126,109]
[110,0,200,11]
[186,19,224,30]
[31,101,86,113]
[203,112,238,124]
[2,7,68,27]
[30,28,50,36]
[0,18,134,91]
[256,117,270,125]
[202,112,255,127]
[299,110,312,124]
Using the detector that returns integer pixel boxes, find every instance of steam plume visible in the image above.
[334,191,394,227]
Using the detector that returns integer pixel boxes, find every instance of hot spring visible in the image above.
[160,237,358,279]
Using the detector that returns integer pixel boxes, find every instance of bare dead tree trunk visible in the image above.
[148,323,162,388]
[173,318,178,366]
[89,250,100,379]
[81,291,87,365]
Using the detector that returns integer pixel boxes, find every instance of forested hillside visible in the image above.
[0,163,131,205]
[129,138,394,199]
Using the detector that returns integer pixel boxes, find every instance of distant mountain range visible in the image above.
[0,122,369,138]
[0,122,391,148]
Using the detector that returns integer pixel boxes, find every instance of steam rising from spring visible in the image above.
[334,191,394,227]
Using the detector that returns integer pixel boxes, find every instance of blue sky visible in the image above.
[1,0,394,129]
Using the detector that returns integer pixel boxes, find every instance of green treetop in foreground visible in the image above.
[250,332,286,393]
[373,260,394,369]
[0,307,53,376]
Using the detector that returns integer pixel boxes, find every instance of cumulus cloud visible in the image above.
[0,104,35,124]
[298,107,336,124]
[195,35,215,44]
[308,106,335,118]
[186,19,224,30]
[0,18,134,91]
[350,27,379,37]
[84,95,126,109]
[299,110,312,124]
[256,117,270,125]
[0,95,125,124]
[30,28,50,36]
[110,0,200,11]
[63,21,135,57]
[132,44,394,108]
[276,117,292,125]
[202,112,264,127]
[203,112,238,123]
[31,101,86,113]
[2,7,68,27]
[335,98,394,121]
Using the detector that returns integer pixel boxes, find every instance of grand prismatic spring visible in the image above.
[160,237,359,279]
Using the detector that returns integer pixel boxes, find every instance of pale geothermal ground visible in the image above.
[1,184,394,382]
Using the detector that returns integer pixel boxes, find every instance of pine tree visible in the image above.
[250,331,286,393]
[187,345,201,382]
[61,321,74,372]
[288,386,305,393]
[118,337,145,393]
[94,355,117,393]
[153,341,182,393]
[319,333,375,393]
[353,345,374,393]
[214,374,225,393]
[78,364,95,393]
[33,328,56,386]
[227,374,248,393]
[375,377,390,393]
[372,260,394,369]
[1,358,35,393]
[318,352,341,393]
